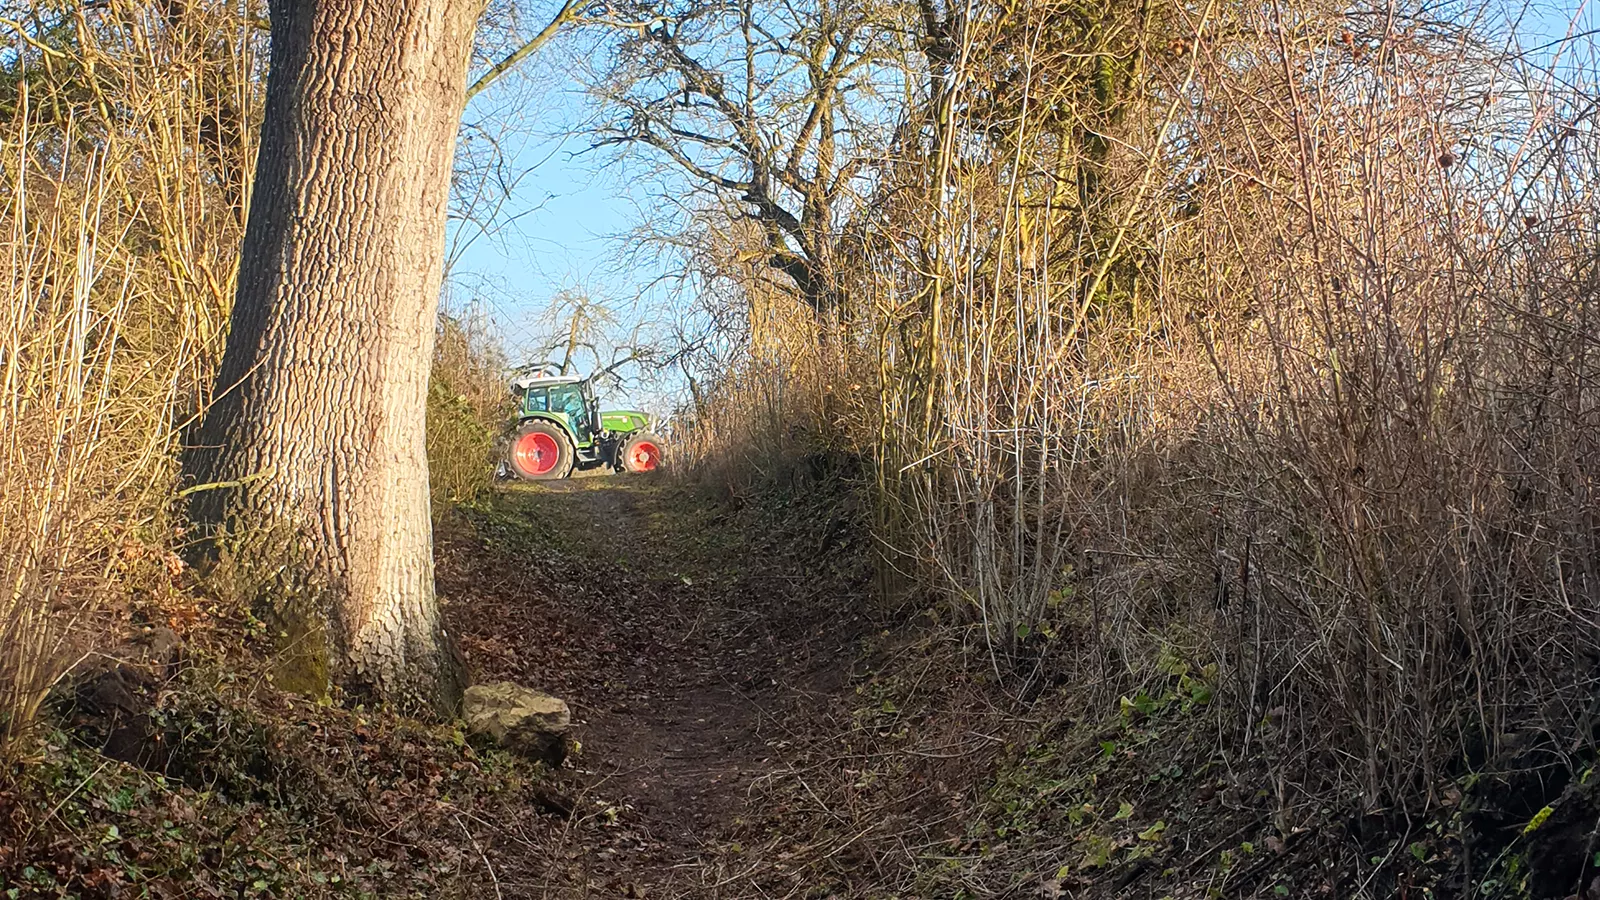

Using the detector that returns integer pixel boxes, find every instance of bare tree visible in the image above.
[585,0,909,324]
[467,0,584,104]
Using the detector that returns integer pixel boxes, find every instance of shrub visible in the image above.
[426,309,511,507]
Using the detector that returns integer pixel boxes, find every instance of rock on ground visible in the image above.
[462,681,572,767]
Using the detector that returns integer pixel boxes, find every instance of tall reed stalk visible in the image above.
[0,109,198,743]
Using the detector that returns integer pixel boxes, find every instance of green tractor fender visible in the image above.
[600,411,662,473]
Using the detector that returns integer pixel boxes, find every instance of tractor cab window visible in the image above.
[547,384,593,442]
[523,388,549,413]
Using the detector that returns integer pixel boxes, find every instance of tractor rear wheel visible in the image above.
[619,431,664,474]
[508,420,574,481]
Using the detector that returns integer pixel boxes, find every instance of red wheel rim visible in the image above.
[628,441,660,472]
[515,432,560,475]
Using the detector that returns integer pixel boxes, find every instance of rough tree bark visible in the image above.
[186,0,484,714]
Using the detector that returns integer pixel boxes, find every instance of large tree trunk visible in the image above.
[186,0,483,714]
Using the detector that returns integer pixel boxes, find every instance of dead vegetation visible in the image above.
[1,665,549,898]
[428,308,515,507]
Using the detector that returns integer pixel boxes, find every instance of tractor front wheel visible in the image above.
[508,420,574,481]
[619,432,664,474]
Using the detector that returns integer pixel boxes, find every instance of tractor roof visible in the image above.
[510,373,585,390]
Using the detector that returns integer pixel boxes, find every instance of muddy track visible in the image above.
[435,476,869,898]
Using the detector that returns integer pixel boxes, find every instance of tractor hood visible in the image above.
[600,409,651,434]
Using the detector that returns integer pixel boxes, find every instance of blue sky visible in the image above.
[446,96,639,359]
[444,38,689,411]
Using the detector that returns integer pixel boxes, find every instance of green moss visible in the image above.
[1522,804,1554,836]
[205,530,335,704]
[1092,53,1116,107]
[269,604,331,701]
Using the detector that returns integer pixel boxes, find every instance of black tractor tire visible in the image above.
[619,431,665,474]
[507,419,575,481]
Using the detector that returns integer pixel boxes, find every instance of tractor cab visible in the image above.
[504,373,663,481]
[513,375,599,443]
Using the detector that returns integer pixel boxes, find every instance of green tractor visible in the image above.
[502,374,664,481]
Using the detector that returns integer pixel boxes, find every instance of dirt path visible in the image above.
[435,475,870,898]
